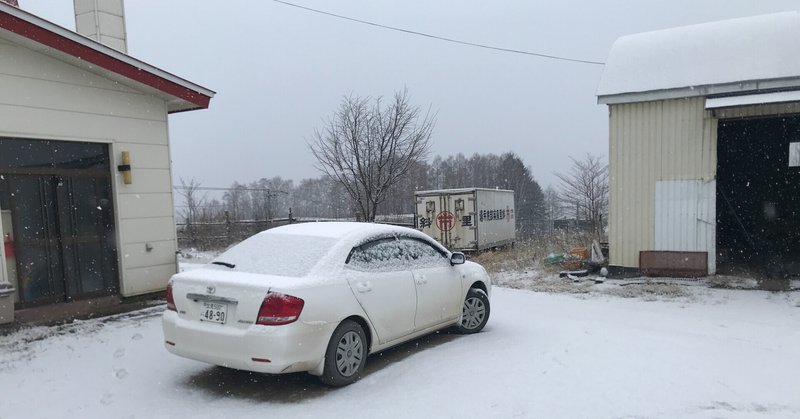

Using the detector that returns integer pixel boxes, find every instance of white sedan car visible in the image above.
[163,222,491,386]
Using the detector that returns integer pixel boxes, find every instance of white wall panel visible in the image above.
[113,169,173,195]
[114,143,171,169]
[120,217,176,244]
[122,264,177,297]
[0,73,165,121]
[117,193,174,220]
[0,43,136,93]
[0,104,168,145]
[121,239,177,270]
[655,180,716,274]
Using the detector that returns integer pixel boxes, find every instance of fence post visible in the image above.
[289,207,293,224]
[186,216,194,247]
[224,210,231,243]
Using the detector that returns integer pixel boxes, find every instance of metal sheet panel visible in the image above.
[639,251,708,277]
[655,180,716,274]
[474,189,516,250]
[608,97,717,269]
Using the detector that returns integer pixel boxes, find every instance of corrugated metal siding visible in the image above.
[608,97,716,269]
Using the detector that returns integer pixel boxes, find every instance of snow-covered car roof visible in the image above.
[205,222,446,280]
[263,221,417,240]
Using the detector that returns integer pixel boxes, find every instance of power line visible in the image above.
[271,0,604,66]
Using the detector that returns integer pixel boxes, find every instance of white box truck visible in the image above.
[414,188,515,251]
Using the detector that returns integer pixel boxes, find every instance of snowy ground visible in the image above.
[2,276,799,419]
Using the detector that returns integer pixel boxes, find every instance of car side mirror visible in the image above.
[450,252,466,266]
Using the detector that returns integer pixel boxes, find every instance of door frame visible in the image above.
[0,137,119,308]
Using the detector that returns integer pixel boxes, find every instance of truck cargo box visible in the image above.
[414,188,515,251]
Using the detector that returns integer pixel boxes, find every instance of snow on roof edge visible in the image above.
[597,11,800,100]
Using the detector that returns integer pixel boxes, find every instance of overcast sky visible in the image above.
[22,0,800,189]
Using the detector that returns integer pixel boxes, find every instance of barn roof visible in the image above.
[597,12,800,105]
[0,2,214,113]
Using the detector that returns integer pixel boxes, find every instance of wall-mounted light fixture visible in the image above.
[118,151,132,184]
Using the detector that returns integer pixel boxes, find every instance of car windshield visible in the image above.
[211,233,338,277]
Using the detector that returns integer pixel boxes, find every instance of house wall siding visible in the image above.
[0,40,177,297]
[608,97,717,269]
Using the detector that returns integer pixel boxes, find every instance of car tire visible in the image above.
[319,320,367,387]
[456,288,490,334]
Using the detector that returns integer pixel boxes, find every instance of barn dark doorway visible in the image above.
[716,115,800,278]
[0,138,119,307]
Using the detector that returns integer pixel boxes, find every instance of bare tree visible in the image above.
[176,178,207,245]
[309,89,435,221]
[222,182,249,221]
[176,178,206,223]
[554,154,609,238]
[543,185,563,230]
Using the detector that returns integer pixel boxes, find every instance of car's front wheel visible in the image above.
[457,288,490,334]
[320,320,367,387]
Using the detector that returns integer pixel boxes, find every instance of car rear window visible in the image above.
[211,233,337,277]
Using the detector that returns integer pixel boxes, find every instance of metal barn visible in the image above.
[597,12,800,278]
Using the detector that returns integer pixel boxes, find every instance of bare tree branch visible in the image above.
[554,153,609,238]
[309,89,435,221]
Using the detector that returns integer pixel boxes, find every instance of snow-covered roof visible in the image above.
[415,188,513,195]
[0,2,214,113]
[597,12,800,104]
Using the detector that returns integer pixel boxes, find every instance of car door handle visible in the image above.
[356,281,372,293]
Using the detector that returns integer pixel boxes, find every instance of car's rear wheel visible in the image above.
[320,320,367,387]
[457,288,490,334]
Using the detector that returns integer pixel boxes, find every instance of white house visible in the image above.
[0,0,215,316]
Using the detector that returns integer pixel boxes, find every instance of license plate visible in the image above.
[200,302,227,324]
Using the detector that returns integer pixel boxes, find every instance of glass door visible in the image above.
[56,174,118,298]
[1,174,118,305]
[5,175,65,304]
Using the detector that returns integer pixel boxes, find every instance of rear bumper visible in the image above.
[161,311,336,375]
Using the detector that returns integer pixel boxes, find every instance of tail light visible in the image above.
[166,282,176,311]
[256,292,304,325]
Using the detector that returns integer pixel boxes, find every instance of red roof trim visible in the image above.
[0,10,211,110]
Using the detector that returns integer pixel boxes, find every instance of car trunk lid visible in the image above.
[170,267,302,329]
